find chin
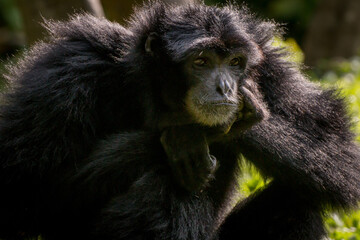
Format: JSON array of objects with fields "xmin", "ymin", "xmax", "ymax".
[{"xmin": 188, "ymin": 103, "xmax": 238, "ymax": 126}]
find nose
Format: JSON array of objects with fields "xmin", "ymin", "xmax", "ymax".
[{"xmin": 216, "ymin": 78, "xmax": 232, "ymax": 96}]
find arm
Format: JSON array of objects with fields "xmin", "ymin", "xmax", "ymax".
[
  {"xmin": 73, "ymin": 131, "xmax": 219, "ymax": 240},
  {"xmin": 218, "ymin": 181, "xmax": 326, "ymax": 240},
  {"xmin": 160, "ymin": 125, "xmax": 218, "ymax": 192},
  {"xmin": 217, "ymin": 82, "xmax": 359, "ymax": 239},
  {"xmin": 70, "ymin": 131, "xmax": 165, "ymax": 200},
  {"xmin": 0, "ymin": 14, "xmax": 134, "ymax": 174},
  {"xmin": 238, "ymin": 51, "xmax": 360, "ymax": 208},
  {"xmin": 215, "ymin": 26, "xmax": 360, "ymax": 239},
  {"xmin": 240, "ymin": 113, "xmax": 360, "ymax": 208}
]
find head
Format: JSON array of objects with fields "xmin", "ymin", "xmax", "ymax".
[
  {"xmin": 181, "ymin": 48, "xmax": 245, "ymax": 126},
  {"xmin": 131, "ymin": 2, "xmax": 265, "ymax": 127}
]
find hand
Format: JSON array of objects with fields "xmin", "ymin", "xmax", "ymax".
[
  {"xmin": 160, "ymin": 125, "xmax": 218, "ymax": 192},
  {"xmin": 218, "ymin": 78, "xmax": 270, "ymax": 141}
]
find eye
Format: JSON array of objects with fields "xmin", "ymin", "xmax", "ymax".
[
  {"xmin": 229, "ymin": 57, "xmax": 246, "ymax": 68},
  {"xmin": 193, "ymin": 57, "xmax": 208, "ymax": 67}
]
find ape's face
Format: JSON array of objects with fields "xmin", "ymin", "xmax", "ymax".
[
  {"xmin": 183, "ymin": 49, "xmax": 246, "ymax": 126},
  {"xmin": 144, "ymin": 10, "xmax": 266, "ymax": 128}
]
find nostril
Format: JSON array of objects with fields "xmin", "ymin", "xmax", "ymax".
[{"xmin": 216, "ymin": 86, "xmax": 224, "ymax": 95}]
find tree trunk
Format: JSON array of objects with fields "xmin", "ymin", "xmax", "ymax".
[
  {"xmin": 16, "ymin": 0, "xmax": 104, "ymax": 45},
  {"xmin": 303, "ymin": 0, "xmax": 360, "ymax": 65}
]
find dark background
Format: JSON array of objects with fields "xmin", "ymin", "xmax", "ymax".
[{"xmin": 1, "ymin": 0, "xmax": 360, "ymax": 66}]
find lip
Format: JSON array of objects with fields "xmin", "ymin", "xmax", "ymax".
[{"xmin": 208, "ymin": 101, "xmax": 237, "ymax": 106}]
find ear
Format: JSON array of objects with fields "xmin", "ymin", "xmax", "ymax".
[{"xmin": 145, "ymin": 32, "xmax": 159, "ymax": 55}]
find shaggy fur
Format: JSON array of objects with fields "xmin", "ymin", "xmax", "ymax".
[{"xmin": 0, "ymin": 1, "xmax": 359, "ymax": 240}]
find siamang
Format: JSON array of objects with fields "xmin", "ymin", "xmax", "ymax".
[{"xmin": 0, "ymin": 1, "xmax": 359, "ymax": 240}]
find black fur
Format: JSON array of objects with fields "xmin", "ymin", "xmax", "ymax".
[{"xmin": 0, "ymin": 2, "xmax": 359, "ymax": 240}]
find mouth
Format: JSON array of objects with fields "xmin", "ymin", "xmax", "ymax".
[
  {"xmin": 207, "ymin": 101, "xmax": 237, "ymax": 107},
  {"xmin": 191, "ymin": 100, "xmax": 238, "ymax": 126},
  {"xmin": 186, "ymin": 96, "xmax": 239, "ymax": 126}
]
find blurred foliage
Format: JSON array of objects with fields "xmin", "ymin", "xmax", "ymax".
[
  {"xmin": 205, "ymin": 0, "xmax": 319, "ymax": 44},
  {"xmin": 272, "ymin": 37, "xmax": 305, "ymax": 63},
  {"xmin": 326, "ymin": 211, "xmax": 360, "ymax": 240},
  {"xmin": 0, "ymin": 0, "xmax": 22, "ymax": 30},
  {"xmin": 239, "ymin": 160, "xmax": 267, "ymax": 196},
  {"xmin": 1, "ymin": 0, "xmax": 319, "ymax": 46}
]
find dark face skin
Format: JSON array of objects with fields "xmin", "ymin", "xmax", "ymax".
[{"xmin": 183, "ymin": 49, "xmax": 246, "ymax": 126}]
